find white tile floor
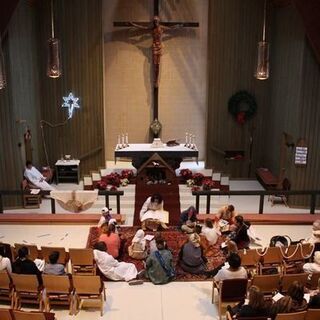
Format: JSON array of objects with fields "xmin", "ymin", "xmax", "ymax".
[{"xmin": 1, "ymin": 161, "xmax": 318, "ymax": 319}]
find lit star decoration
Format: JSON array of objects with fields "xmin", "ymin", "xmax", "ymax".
[{"xmin": 62, "ymin": 92, "xmax": 80, "ymax": 119}]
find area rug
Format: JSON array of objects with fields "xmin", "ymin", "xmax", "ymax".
[{"xmin": 87, "ymin": 226, "xmax": 225, "ymax": 281}]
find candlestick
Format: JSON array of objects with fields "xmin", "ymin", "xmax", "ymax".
[{"xmin": 125, "ymin": 133, "xmax": 129, "ymax": 146}]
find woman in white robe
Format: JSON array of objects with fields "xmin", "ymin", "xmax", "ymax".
[
  {"xmin": 24, "ymin": 161, "xmax": 55, "ymax": 191},
  {"xmin": 94, "ymin": 242, "xmax": 138, "ymax": 281}
]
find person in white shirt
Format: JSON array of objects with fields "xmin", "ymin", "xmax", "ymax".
[
  {"xmin": 201, "ymin": 219, "xmax": 220, "ymax": 245},
  {"xmin": 303, "ymin": 251, "xmax": 320, "ymax": 273},
  {"xmin": 139, "ymin": 194, "xmax": 164, "ymax": 220},
  {"xmin": 93, "ymin": 241, "xmax": 138, "ymax": 282},
  {"xmin": 24, "ymin": 160, "xmax": 55, "ymax": 191},
  {"xmin": 0, "ymin": 247, "xmax": 11, "ymax": 273},
  {"xmin": 214, "ymin": 253, "xmax": 247, "ymax": 282}
]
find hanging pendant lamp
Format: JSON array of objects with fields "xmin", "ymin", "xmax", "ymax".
[
  {"xmin": 0, "ymin": 36, "xmax": 6, "ymax": 90},
  {"xmin": 47, "ymin": 0, "xmax": 62, "ymax": 78},
  {"xmin": 255, "ymin": 0, "xmax": 269, "ymax": 80}
]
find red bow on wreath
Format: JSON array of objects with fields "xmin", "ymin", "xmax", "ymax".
[{"xmin": 236, "ymin": 111, "xmax": 246, "ymax": 125}]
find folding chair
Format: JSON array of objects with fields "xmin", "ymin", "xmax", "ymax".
[
  {"xmin": 258, "ymin": 247, "xmax": 283, "ymax": 274},
  {"xmin": 251, "ymin": 274, "xmax": 281, "ymax": 296},
  {"xmin": 308, "ymin": 272, "xmax": 320, "ymax": 290},
  {"xmin": 41, "ymin": 246, "xmax": 68, "ymax": 265},
  {"xmin": 69, "ymin": 248, "xmax": 95, "ymax": 275},
  {"xmin": 239, "ymin": 249, "xmax": 260, "ymax": 275},
  {"xmin": 14, "ymin": 244, "xmax": 40, "ymax": 261},
  {"xmin": 73, "ymin": 275, "xmax": 106, "ymax": 316},
  {"xmin": 305, "ymin": 309, "xmax": 320, "ymax": 320},
  {"xmin": 212, "ymin": 278, "xmax": 248, "ymax": 320},
  {"xmin": 275, "ymin": 311, "xmax": 307, "ymax": 320},
  {"xmin": 12, "ymin": 310, "xmax": 49, "ymax": 320},
  {"xmin": 0, "ymin": 308, "xmax": 13, "ymax": 320},
  {"xmin": 42, "ymin": 274, "xmax": 74, "ymax": 314},
  {"xmin": 0, "ymin": 271, "xmax": 14, "ymax": 307},
  {"xmin": 11, "ymin": 274, "xmax": 43, "ymax": 310},
  {"xmin": 280, "ymin": 273, "xmax": 309, "ymax": 293}
]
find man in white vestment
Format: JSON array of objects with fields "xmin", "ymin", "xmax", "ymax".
[
  {"xmin": 24, "ymin": 161, "xmax": 55, "ymax": 191},
  {"xmin": 93, "ymin": 242, "xmax": 138, "ymax": 282}
]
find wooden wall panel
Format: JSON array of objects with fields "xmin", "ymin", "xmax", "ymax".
[
  {"xmin": 206, "ymin": 0, "xmax": 270, "ymax": 177},
  {"xmin": 36, "ymin": 0, "xmax": 105, "ymax": 176}
]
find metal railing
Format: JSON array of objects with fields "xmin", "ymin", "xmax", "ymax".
[
  {"xmin": 0, "ymin": 189, "xmax": 124, "ymax": 214},
  {"xmin": 192, "ymin": 189, "xmax": 320, "ymax": 214}
]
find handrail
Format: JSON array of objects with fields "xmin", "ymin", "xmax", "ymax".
[
  {"xmin": 0, "ymin": 189, "xmax": 124, "ymax": 214},
  {"xmin": 78, "ymin": 146, "xmax": 103, "ymax": 161},
  {"xmin": 191, "ymin": 189, "xmax": 320, "ymax": 214}
]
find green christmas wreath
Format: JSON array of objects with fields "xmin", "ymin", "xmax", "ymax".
[{"xmin": 228, "ymin": 91, "xmax": 257, "ymax": 125}]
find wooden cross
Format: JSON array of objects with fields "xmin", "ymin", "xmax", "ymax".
[{"xmin": 114, "ymin": 0, "xmax": 199, "ymax": 138}]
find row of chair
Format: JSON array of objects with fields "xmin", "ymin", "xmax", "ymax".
[
  {"xmin": 239, "ymin": 243, "xmax": 315, "ymax": 275},
  {"xmin": 0, "ymin": 272, "xmax": 106, "ymax": 316},
  {"xmin": 212, "ymin": 278, "xmax": 320, "ymax": 320},
  {"xmin": 226, "ymin": 309, "xmax": 320, "ymax": 320},
  {"xmin": 11, "ymin": 244, "xmax": 95, "ymax": 275},
  {"xmin": 0, "ymin": 308, "xmax": 54, "ymax": 320}
]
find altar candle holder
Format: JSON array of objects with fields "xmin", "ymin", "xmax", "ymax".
[
  {"xmin": 191, "ymin": 135, "xmax": 196, "ymax": 149},
  {"xmin": 185, "ymin": 132, "xmax": 188, "ymax": 147},
  {"xmin": 116, "ymin": 135, "xmax": 121, "ymax": 150},
  {"xmin": 125, "ymin": 133, "xmax": 129, "ymax": 147},
  {"xmin": 121, "ymin": 134, "xmax": 126, "ymax": 148}
]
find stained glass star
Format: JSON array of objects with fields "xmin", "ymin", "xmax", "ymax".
[{"xmin": 62, "ymin": 92, "xmax": 80, "ymax": 119}]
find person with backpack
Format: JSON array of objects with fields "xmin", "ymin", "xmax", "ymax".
[{"xmin": 146, "ymin": 238, "xmax": 175, "ymax": 284}]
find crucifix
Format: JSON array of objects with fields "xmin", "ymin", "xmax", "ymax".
[{"xmin": 114, "ymin": 0, "xmax": 199, "ymax": 138}]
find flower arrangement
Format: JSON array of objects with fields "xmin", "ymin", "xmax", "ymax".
[
  {"xmin": 186, "ymin": 179, "xmax": 195, "ymax": 187},
  {"xmin": 202, "ymin": 178, "xmax": 215, "ymax": 190},
  {"xmin": 191, "ymin": 186, "xmax": 200, "ymax": 192},
  {"xmin": 120, "ymin": 178, "xmax": 129, "ymax": 187},
  {"xmin": 180, "ymin": 168, "xmax": 193, "ymax": 181},
  {"xmin": 121, "ymin": 169, "xmax": 134, "ymax": 180},
  {"xmin": 102, "ymin": 172, "xmax": 121, "ymax": 187},
  {"xmin": 193, "ymin": 173, "xmax": 204, "ymax": 186},
  {"xmin": 95, "ymin": 180, "xmax": 118, "ymax": 191}
]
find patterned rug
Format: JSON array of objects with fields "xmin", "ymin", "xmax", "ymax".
[{"xmin": 87, "ymin": 226, "xmax": 226, "ymax": 281}]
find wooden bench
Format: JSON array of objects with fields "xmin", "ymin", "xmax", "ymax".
[{"xmin": 256, "ymin": 168, "xmax": 278, "ymax": 189}]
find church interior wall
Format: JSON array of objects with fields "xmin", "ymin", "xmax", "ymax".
[{"xmin": 103, "ymin": 0, "xmax": 208, "ymax": 160}]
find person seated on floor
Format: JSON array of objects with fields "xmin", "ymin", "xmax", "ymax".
[
  {"xmin": 93, "ymin": 241, "xmax": 138, "ymax": 282},
  {"xmin": 304, "ymin": 220, "xmax": 320, "ymax": 244},
  {"xmin": 308, "ymin": 279, "xmax": 320, "ymax": 309},
  {"xmin": 0, "ymin": 246, "xmax": 12, "ymax": 273},
  {"xmin": 303, "ymin": 251, "xmax": 320, "ymax": 274},
  {"xmin": 43, "ymin": 251, "xmax": 65, "ymax": 275},
  {"xmin": 149, "ymin": 232, "xmax": 167, "ymax": 254},
  {"xmin": 201, "ymin": 218, "xmax": 220, "ymax": 246},
  {"xmin": 24, "ymin": 160, "xmax": 55, "ymax": 191},
  {"xmin": 179, "ymin": 206, "xmax": 197, "ymax": 233},
  {"xmin": 179, "ymin": 233, "xmax": 207, "ymax": 275},
  {"xmin": 140, "ymin": 194, "xmax": 168, "ymax": 231},
  {"xmin": 99, "ymin": 223, "xmax": 121, "ymax": 259},
  {"xmin": 214, "ymin": 253, "xmax": 247, "ymax": 282},
  {"xmin": 228, "ymin": 285, "xmax": 268, "ymax": 318},
  {"xmin": 270, "ymin": 281, "xmax": 308, "ymax": 319},
  {"xmin": 146, "ymin": 238, "xmax": 175, "ymax": 285},
  {"xmin": 228, "ymin": 215, "xmax": 250, "ymax": 250},
  {"xmin": 128, "ymin": 229, "xmax": 148, "ymax": 260},
  {"xmin": 97, "ymin": 207, "xmax": 112, "ymax": 228},
  {"xmin": 12, "ymin": 246, "xmax": 42, "ymax": 284},
  {"xmin": 216, "ymin": 205, "xmax": 237, "ymax": 231}
]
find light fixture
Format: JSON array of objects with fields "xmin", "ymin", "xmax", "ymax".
[
  {"xmin": 62, "ymin": 92, "xmax": 80, "ymax": 119},
  {"xmin": 0, "ymin": 36, "xmax": 6, "ymax": 90},
  {"xmin": 47, "ymin": 0, "xmax": 62, "ymax": 78},
  {"xmin": 255, "ymin": 0, "xmax": 269, "ymax": 80}
]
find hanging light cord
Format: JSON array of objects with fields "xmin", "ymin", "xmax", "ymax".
[
  {"xmin": 51, "ymin": 0, "xmax": 55, "ymax": 39},
  {"xmin": 262, "ymin": 0, "xmax": 267, "ymax": 42}
]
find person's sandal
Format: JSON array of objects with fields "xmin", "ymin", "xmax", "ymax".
[{"xmin": 128, "ymin": 279, "xmax": 144, "ymax": 286}]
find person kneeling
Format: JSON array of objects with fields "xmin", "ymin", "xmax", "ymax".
[{"xmin": 94, "ymin": 242, "xmax": 138, "ymax": 282}]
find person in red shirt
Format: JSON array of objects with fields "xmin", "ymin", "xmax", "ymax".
[{"xmin": 99, "ymin": 223, "xmax": 120, "ymax": 258}]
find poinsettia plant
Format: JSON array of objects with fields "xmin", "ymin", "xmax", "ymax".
[
  {"xmin": 193, "ymin": 173, "xmax": 204, "ymax": 186},
  {"xmin": 121, "ymin": 169, "xmax": 134, "ymax": 180},
  {"xmin": 102, "ymin": 172, "xmax": 121, "ymax": 187},
  {"xmin": 191, "ymin": 186, "xmax": 201, "ymax": 192},
  {"xmin": 180, "ymin": 168, "xmax": 193, "ymax": 181},
  {"xmin": 202, "ymin": 178, "xmax": 215, "ymax": 190}
]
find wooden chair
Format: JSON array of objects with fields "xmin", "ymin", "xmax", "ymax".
[
  {"xmin": 308, "ymin": 272, "xmax": 320, "ymax": 290},
  {"xmin": 40, "ymin": 246, "xmax": 68, "ymax": 265},
  {"xmin": 239, "ymin": 249, "xmax": 260, "ymax": 275},
  {"xmin": 0, "ymin": 271, "xmax": 14, "ymax": 307},
  {"xmin": 212, "ymin": 278, "xmax": 248, "ymax": 320},
  {"xmin": 21, "ymin": 180, "xmax": 41, "ymax": 209},
  {"xmin": 226, "ymin": 312, "xmax": 269, "ymax": 320},
  {"xmin": 42, "ymin": 274, "xmax": 73, "ymax": 314},
  {"xmin": 280, "ymin": 273, "xmax": 309, "ymax": 293},
  {"xmin": 14, "ymin": 243, "xmax": 40, "ymax": 261},
  {"xmin": 251, "ymin": 274, "xmax": 281, "ymax": 296},
  {"xmin": 305, "ymin": 309, "xmax": 320, "ymax": 320},
  {"xmin": 73, "ymin": 275, "xmax": 106, "ymax": 316},
  {"xmin": 0, "ymin": 308, "xmax": 13, "ymax": 320},
  {"xmin": 275, "ymin": 310, "xmax": 307, "ymax": 320},
  {"xmin": 12, "ymin": 310, "xmax": 53, "ymax": 320},
  {"xmin": 11, "ymin": 274, "xmax": 43, "ymax": 310},
  {"xmin": 69, "ymin": 248, "xmax": 95, "ymax": 275},
  {"xmin": 258, "ymin": 247, "xmax": 283, "ymax": 274}
]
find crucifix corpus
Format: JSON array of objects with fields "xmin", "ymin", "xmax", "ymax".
[{"xmin": 114, "ymin": 0, "xmax": 199, "ymax": 139}]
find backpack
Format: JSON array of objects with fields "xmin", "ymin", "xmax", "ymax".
[{"xmin": 269, "ymin": 235, "xmax": 291, "ymax": 247}]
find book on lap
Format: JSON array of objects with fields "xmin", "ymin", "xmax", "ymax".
[{"xmin": 141, "ymin": 210, "xmax": 169, "ymax": 223}]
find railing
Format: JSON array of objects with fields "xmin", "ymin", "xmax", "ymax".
[
  {"xmin": 192, "ymin": 189, "xmax": 320, "ymax": 214},
  {"xmin": 0, "ymin": 189, "xmax": 124, "ymax": 214}
]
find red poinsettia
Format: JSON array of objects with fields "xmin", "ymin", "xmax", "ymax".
[
  {"xmin": 102, "ymin": 172, "xmax": 121, "ymax": 187},
  {"xmin": 202, "ymin": 178, "xmax": 215, "ymax": 190},
  {"xmin": 96, "ymin": 180, "xmax": 107, "ymax": 190},
  {"xmin": 191, "ymin": 186, "xmax": 201, "ymax": 192},
  {"xmin": 193, "ymin": 173, "xmax": 205, "ymax": 186},
  {"xmin": 180, "ymin": 168, "xmax": 193, "ymax": 181},
  {"xmin": 236, "ymin": 111, "xmax": 246, "ymax": 125},
  {"xmin": 121, "ymin": 169, "xmax": 134, "ymax": 180}
]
